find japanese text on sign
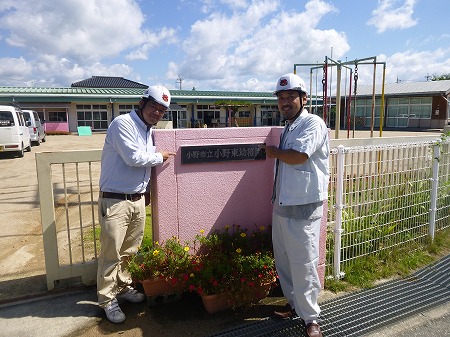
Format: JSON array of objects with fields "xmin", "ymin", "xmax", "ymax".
[{"xmin": 181, "ymin": 143, "xmax": 266, "ymax": 164}]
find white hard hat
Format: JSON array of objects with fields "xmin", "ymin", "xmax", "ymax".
[
  {"xmin": 142, "ymin": 85, "xmax": 171, "ymax": 109},
  {"xmin": 274, "ymin": 73, "xmax": 307, "ymax": 95}
]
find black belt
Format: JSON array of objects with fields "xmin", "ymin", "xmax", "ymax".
[{"xmin": 100, "ymin": 191, "xmax": 143, "ymax": 202}]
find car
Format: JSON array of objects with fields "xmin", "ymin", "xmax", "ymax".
[
  {"xmin": 0, "ymin": 105, "xmax": 32, "ymax": 157},
  {"xmin": 22, "ymin": 109, "xmax": 46, "ymax": 145}
]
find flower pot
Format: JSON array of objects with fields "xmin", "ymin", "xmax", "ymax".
[
  {"xmin": 250, "ymin": 281, "xmax": 274, "ymax": 301},
  {"xmin": 201, "ymin": 293, "xmax": 231, "ymax": 314},
  {"xmin": 141, "ymin": 278, "xmax": 175, "ymax": 297},
  {"xmin": 233, "ymin": 278, "xmax": 276, "ymax": 306}
]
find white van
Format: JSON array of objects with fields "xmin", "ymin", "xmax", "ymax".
[
  {"xmin": 0, "ymin": 105, "xmax": 32, "ymax": 157},
  {"xmin": 22, "ymin": 109, "xmax": 46, "ymax": 145}
]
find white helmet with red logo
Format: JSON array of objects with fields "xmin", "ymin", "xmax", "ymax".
[
  {"xmin": 142, "ymin": 85, "xmax": 171, "ymax": 109},
  {"xmin": 274, "ymin": 73, "xmax": 307, "ymax": 95}
]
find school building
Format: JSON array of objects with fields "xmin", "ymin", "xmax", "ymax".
[{"xmin": 0, "ymin": 76, "xmax": 448, "ymax": 133}]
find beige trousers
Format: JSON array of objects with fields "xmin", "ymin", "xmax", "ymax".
[{"xmin": 97, "ymin": 196, "xmax": 146, "ymax": 307}]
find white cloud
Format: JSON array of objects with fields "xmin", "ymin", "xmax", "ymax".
[
  {"xmin": 126, "ymin": 27, "xmax": 178, "ymax": 61},
  {"xmin": 367, "ymin": 0, "xmax": 418, "ymax": 33},
  {"xmin": 0, "ymin": 0, "xmax": 175, "ymax": 86},
  {"xmin": 0, "ymin": 54, "xmax": 134, "ymax": 87},
  {"xmin": 385, "ymin": 48, "xmax": 450, "ymax": 82},
  {"xmin": 0, "ymin": 0, "xmax": 444, "ymax": 91},
  {"xmin": 177, "ymin": 0, "xmax": 349, "ymax": 91},
  {"xmin": 0, "ymin": 57, "xmax": 33, "ymax": 86},
  {"xmin": 0, "ymin": 0, "xmax": 151, "ymax": 61},
  {"xmin": 220, "ymin": 0, "xmax": 248, "ymax": 9}
]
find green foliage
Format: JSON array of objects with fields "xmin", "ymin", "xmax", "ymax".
[
  {"xmin": 324, "ymin": 277, "xmax": 349, "ymax": 293},
  {"xmin": 127, "ymin": 236, "xmax": 191, "ymax": 285},
  {"xmin": 431, "ymin": 73, "xmax": 450, "ymax": 81},
  {"xmin": 337, "ymin": 173, "xmax": 432, "ymax": 260},
  {"xmin": 141, "ymin": 205, "xmax": 153, "ymax": 247},
  {"xmin": 325, "ymin": 227, "xmax": 450, "ymax": 291},
  {"xmin": 214, "ymin": 100, "xmax": 252, "ymax": 108},
  {"xmin": 186, "ymin": 224, "xmax": 277, "ymax": 304},
  {"xmin": 325, "ymin": 163, "xmax": 450, "ymax": 292}
]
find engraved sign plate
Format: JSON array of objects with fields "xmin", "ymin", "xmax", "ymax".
[{"xmin": 181, "ymin": 143, "xmax": 266, "ymax": 164}]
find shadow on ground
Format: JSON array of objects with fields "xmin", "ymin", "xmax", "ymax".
[{"xmin": 74, "ymin": 283, "xmax": 290, "ymax": 337}]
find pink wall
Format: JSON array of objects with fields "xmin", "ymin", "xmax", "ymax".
[
  {"xmin": 151, "ymin": 127, "xmax": 328, "ymax": 286},
  {"xmin": 45, "ymin": 122, "xmax": 69, "ymax": 132}
]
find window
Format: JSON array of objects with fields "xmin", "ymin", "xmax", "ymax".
[
  {"xmin": 350, "ymin": 98, "xmax": 383, "ymax": 127},
  {"xmin": 238, "ymin": 110, "xmax": 250, "ymax": 117},
  {"xmin": 260, "ymin": 105, "xmax": 279, "ymax": 126},
  {"xmin": 196, "ymin": 104, "xmax": 221, "ymax": 126},
  {"xmin": 17, "ymin": 111, "xmax": 25, "ymax": 126},
  {"xmin": 119, "ymin": 104, "xmax": 138, "ymax": 115},
  {"xmin": 48, "ymin": 111, "xmax": 67, "ymax": 122},
  {"xmin": 410, "ymin": 97, "xmax": 431, "ymax": 119},
  {"xmin": 177, "ymin": 106, "xmax": 188, "ymax": 128},
  {"xmin": 0, "ymin": 111, "xmax": 14, "ymax": 126},
  {"xmin": 409, "ymin": 105, "xmax": 421, "ymax": 118},
  {"xmin": 385, "ymin": 96, "xmax": 432, "ymax": 127},
  {"xmin": 420, "ymin": 105, "xmax": 431, "ymax": 118},
  {"xmin": 76, "ymin": 104, "xmax": 108, "ymax": 130}
]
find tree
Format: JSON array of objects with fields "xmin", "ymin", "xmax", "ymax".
[
  {"xmin": 431, "ymin": 74, "xmax": 450, "ymax": 81},
  {"xmin": 214, "ymin": 100, "xmax": 252, "ymax": 127}
]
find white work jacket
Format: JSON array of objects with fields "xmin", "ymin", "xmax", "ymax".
[{"xmin": 275, "ymin": 110, "xmax": 330, "ymax": 206}]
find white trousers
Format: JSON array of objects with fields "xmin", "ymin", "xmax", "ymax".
[
  {"xmin": 272, "ymin": 212, "xmax": 322, "ymax": 322},
  {"xmin": 97, "ymin": 197, "xmax": 146, "ymax": 307}
]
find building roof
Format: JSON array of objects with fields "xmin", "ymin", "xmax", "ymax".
[
  {"xmin": 0, "ymin": 87, "xmax": 277, "ymax": 104},
  {"xmin": 71, "ymin": 76, "xmax": 147, "ymax": 88},
  {"xmin": 1, "ymin": 75, "xmax": 449, "ymax": 105},
  {"xmin": 356, "ymin": 80, "xmax": 450, "ymax": 97}
]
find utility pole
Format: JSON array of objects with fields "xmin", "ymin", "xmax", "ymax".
[{"xmin": 176, "ymin": 75, "xmax": 183, "ymax": 90}]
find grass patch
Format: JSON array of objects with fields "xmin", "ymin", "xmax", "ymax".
[
  {"xmin": 142, "ymin": 205, "xmax": 153, "ymax": 247},
  {"xmin": 85, "ymin": 205, "xmax": 153, "ymax": 251},
  {"xmin": 325, "ymin": 227, "xmax": 450, "ymax": 293}
]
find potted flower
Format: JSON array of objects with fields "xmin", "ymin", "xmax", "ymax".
[
  {"xmin": 188, "ymin": 230, "xmax": 236, "ymax": 295},
  {"xmin": 127, "ymin": 236, "xmax": 191, "ymax": 297},
  {"xmin": 228, "ymin": 250, "xmax": 277, "ymax": 307},
  {"xmin": 187, "ymin": 225, "xmax": 277, "ymax": 313}
]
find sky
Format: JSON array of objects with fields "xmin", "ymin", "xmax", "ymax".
[{"xmin": 0, "ymin": 0, "xmax": 449, "ymax": 92}]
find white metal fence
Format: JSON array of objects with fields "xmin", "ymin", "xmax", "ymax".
[
  {"xmin": 36, "ymin": 136, "xmax": 450, "ymax": 289},
  {"xmin": 326, "ymin": 137, "xmax": 450, "ymax": 279}
]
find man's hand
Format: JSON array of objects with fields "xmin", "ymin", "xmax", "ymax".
[
  {"xmin": 260, "ymin": 145, "xmax": 308, "ymax": 165},
  {"xmin": 161, "ymin": 150, "xmax": 176, "ymax": 162},
  {"xmin": 260, "ymin": 145, "xmax": 278, "ymax": 159}
]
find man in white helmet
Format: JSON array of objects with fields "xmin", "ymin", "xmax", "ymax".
[
  {"xmin": 262, "ymin": 73, "xmax": 329, "ymax": 337},
  {"xmin": 97, "ymin": 85, "xmax": 175, "ymax": 323}
]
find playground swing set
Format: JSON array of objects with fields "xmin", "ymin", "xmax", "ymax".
[{"xmin": 294, "ymin": 56, "xmax": 387, "ymax": 139}]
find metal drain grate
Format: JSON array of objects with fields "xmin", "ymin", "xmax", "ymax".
[{"xmin": 206, "ymin": 254, "xmax": 450, "ymax": 337}]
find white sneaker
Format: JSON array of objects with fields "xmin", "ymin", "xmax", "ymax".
[
  {"xmin": 104, "ymin": 298, "xmax": 125, "ymax": 323},
  {"xmin": 119, "ymin": 286, "xmax": 145, "ymax": 303}
]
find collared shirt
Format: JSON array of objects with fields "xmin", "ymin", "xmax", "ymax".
[
  {"xmin": 99, "ymin": 109, "xmax": 163, "ymax": 194},
  {"xmin": 273, "ymin": 109, "xmax": 329, "ymax": 213}
]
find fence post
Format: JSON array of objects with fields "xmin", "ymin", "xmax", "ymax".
[
  {"xmin": 429, "ymin": 143, "xmax": 440, "ymax": 241},
  {"xmin": 333, "ymin": 145, "xmax": 345, "ymax": 278}
]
